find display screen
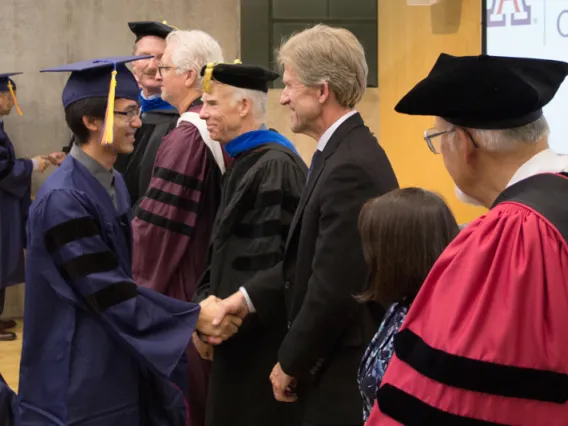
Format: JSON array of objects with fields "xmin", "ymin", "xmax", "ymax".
[{"xmin": 485, "ymin": 0, "xmax": 568, "ymax": 153}]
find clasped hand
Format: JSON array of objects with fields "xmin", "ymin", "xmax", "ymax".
[{"xmin": 196, "ymin": 295, "xmax": 244, "ymax": 345}]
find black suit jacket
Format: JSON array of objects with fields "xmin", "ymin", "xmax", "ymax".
[{"xmin": 246, "ymin": 113, "xmax": 399, "ymax": 424}]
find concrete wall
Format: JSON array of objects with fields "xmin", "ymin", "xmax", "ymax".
[{"xmin": 0, "ymin": 0, "xmax": 239, "ymax": 318}]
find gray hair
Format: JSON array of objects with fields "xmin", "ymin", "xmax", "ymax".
[
  {"xmin": 277, "ymin": 24, "xmax": 368, "ymax": 108},
  {"xmin": 471, "ymin": 116, "xmax": 550, "ymax": 151},
  {"xmin": 231, "ymin": 87, "xmax": 267, "ymax": 122},
  {"xmin": 166, "ymin": 30, "xmax": 224, "ymax": 87}
]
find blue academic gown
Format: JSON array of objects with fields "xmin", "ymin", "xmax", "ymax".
[
  {"xmin": 16, "ymin": 154, "xmax": 200, "ymax": 426},
  {"xmin": 0, "ymin": 373, "xmax": 15, "ymax": 426},
  {"xmin": 0, "ymin": 122, "xmax": 31, "ymax": 289}
]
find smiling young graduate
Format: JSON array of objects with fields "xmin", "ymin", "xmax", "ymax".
[
  {"xmin": 16, "ymin": 56, "xmax": 208, "ymax": 426},
  {"xmin": 368, "ymin": 54, "xmax": 568, "ymax": 425}
]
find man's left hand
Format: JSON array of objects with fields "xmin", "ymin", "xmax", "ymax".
[{"xmin": 270, "ymin": 362, "xmax": 297, "ymax": 402}]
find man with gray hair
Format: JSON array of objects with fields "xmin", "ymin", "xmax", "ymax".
[
  {"xmin": 194, "ymin": 62, "xmax": 306, "ymax": 426},
  {"xmin": 369, "ymin": 54, "xmax": 568, "ymax": 425},
  {"xmin": 131, "ymin": 29, "xmax": 228, "ymax": 426},
  {"xmin": 211, "ymin": 24, "xmax": 399, "ymax": 426},
  {"xmin": 115, "ymin": 20, "xmax": 178, "ymax": 206}
]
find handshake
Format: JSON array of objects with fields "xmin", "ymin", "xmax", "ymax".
[{"xmin": 193, "ymin": 292, "xmax": 250, "ymax": 360}]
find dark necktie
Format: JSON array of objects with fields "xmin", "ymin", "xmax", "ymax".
[{"xmin": 307, "ymin": 149, "xmax": 322, "ymax": 182}]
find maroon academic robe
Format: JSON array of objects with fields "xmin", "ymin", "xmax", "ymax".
[
  {"xmin": 370, "ymin": 172, "xmax": 568, "ymax": 425},
  {"xmin": 131, "ymin": 104, "xmax": 228, "ymax": 426}
]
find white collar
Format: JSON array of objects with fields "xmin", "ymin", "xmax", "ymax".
[
  {"xmin": 316, "ymin": 110, "xmax": 357, "ymax": 152},
  {"xmin": 507, "ymin": 148, "xmax": 568, "ymax": 188}
]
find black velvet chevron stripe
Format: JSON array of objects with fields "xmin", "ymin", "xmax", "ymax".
[
  {"xmin": 395, "ymin": 329, "xmax": 568, "ymax": 403},
  {"xmin": 253, "ymin": 190, "xmax": 300, "ymax": 215},
  {"xmin": 146, "ymin": 187, "xmax": 200, "ymax": 212},
  {"xmin": 86, "ymin": 281, "xmax": 137, "ymax": 313},
  {"xmin": 234, "ymin": 220, "xmax": 286, "ymax": 239},
  {"xmin": 135, "ymin": 208, "xmax": 195, "ymax": 238},
  {"xmin": 232, "ymin": 251, "xmax": 283, "ymax": 272},
  {"xmin": 377, "ymin": 384, "xmax": 507, "ymax": 426},
  {"xmin": 153, "ymin": 167, "xmax": 203, "ymax": 191},
  {"xmin": 61, "ymin": 251, "xmax": 119, "ymax": 279},
  {"xmin": 44, "ymin": 217, "xmax": 101, "ymax": 253},
  {"xmin": 0, "ymin": 159, "xmax": 14, "ymax": 180}
]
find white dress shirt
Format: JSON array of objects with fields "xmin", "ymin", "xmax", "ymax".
[
  {"xmin": 239, "ymin": 109, "xmax": 358, "ymax": 313},
  {"xmin": 506, "ymin": 148, "xmax": 568, "ymax": 188}
]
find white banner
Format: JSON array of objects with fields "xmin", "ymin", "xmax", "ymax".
[{"xmin": 486, "ymin": 0, "xmax": 568, "ymax": 153}]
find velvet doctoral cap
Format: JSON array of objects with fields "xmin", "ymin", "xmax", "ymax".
[
  {"xmin": 200, "ymin": 61, "xmax": 279, "ymax": 93},
  {"xmin": 128, "ymin": 21, "xmax": 176, "ymax": 42},
  {"xmin": 395, "ymin": 53, "xmax": 568, "ymax": 129}
]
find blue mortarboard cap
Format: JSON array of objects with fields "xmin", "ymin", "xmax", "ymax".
[
  {"xmin": 40, "ymin": 56, "xmax": 152, "ymax": 108},
  {"xmin": 0, "ymin": 72, "xmax": 22, "ymax": 92}
]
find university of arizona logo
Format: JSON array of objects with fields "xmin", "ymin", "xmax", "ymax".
[{"xmin": 487, "ymin": 0, "xmax": 532, "ymax": 27}]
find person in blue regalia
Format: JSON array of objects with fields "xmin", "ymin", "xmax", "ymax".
[
  {"xmin": 16, "ymin": 56, "xmax": 242, "ymax": 425},
  {"xmin": 0, "ymin": 72, "xmax": 52, "ymax": 342}
]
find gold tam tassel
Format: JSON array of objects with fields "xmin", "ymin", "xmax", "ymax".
[
  {"xmin": 202, "ymin": 63, "xmax": 215, "ymax": 93},
  {"xmin": 7, "ymin": 81, "xmax": 22, "ymax": 116},
  {"xmin": 100, "ymin": 68, "xmax": 118, "ymax": 145},
  {"xmin": 162, "ymin": 20, "xmax": 179, "ymax": 30}
]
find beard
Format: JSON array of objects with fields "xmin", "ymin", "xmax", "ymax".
[{"xmin": 454, "ymin": 184, "xmax": 484, "ymax": 207}]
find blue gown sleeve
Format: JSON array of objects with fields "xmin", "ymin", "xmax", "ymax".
[
  {"xmin": 32, "ymin": 188, "xmax": 200, "ymax": 379},
  {"xmin": 0, "ymin": 144, "xmax": 33, "ymax": 199}
]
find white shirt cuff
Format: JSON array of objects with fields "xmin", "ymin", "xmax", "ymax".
[
  {"xmin": 239, "ymin": 287, "xmax": 256, "ymax": 313},
  {"xmin": 32, "ymin": 158, "xmax": 39, "ymax": 171}
]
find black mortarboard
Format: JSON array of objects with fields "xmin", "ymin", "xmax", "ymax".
[
  {"xmin": 41, "ymin": 56, "xmax": 152, "ymax": 145},
  {"xmin": 395, "ymin": 53, "xmax": 568, "ymax": 129},
  {"xmin": 0, "ymin": 72, "xmax": 23, "ymax": 116},
  {"xmin": 128, "ymin": 21, "xmax": 176, "ymax": 42},
  {"xmin": 200, "ymin": 61, "xmax": 279, "ymax": 93}
]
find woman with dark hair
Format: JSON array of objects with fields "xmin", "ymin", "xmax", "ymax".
[{"xmin": 356, "ymin": 187, "xmax": 459, "ymax": 421}]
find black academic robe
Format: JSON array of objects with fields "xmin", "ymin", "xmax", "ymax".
[
  {"xmin": 0, "ymin": 123, "xmax": 31, "ymax": 289},
  {"xmin": 17, "ymin": 155, "xmax": 199, "ymax": 425},
  {"xmin": 115, "ymin": 109, "xmax": 179, "ymax": 206},
  {"xmin": 196, "ymin": 143, "xmax": 307, "ymax": 426}
]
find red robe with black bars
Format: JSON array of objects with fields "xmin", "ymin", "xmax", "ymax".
[
  {"xmin": 131, "ymin": 103, "xmax": 229, "ymax": 426},
  {"xmin": 369, "ymin": 172, "xmax": 568, "ymax": 426}
]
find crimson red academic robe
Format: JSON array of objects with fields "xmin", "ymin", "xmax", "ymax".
[
  {"xmin": 370, "ymin": 173, "xmax": 568, "ymax": 425},
  {"xmin": 131, "ymin": 104, "xmax": 229, "ymax": 426}
]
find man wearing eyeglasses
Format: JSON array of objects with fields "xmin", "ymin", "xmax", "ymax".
[
  {"xmin": 368, "ymin": 54, "xmax": 568, "ymax": 425},
  {"xmin": 131, "ymin": 29, "xmax": 229, "ymax": 426},
  {"xmin": 113, "ymin": 20, "xmax": 178, "ymax": 207}
]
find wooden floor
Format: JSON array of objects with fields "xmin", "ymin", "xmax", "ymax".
[{"xmin": 0, "ymin": 319, "xmax": 23, "ymax": 392}]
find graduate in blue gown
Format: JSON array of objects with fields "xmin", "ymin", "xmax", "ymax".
[
  {"xmin": 16, "ymin": 56, "xmax": 242, "ymax": 426},
  {"xmin": 0, "ymin": 72, "xmax": 52, "ymax": 342}
]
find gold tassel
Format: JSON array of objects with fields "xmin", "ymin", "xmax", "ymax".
[
  {"xmin": 100, "ymin": 69, "xmax": 118, "ymax": 145},
  {"xmin": 202, "ymin": 62, "xmax": 215, "ymax": 93},
  {"xmin": 162, "ymin": 20, "xmax": 179, "ymax": 30},
  {"xmin": 7, "ymin": 81, "xmax": 22, "ymax": 116}
]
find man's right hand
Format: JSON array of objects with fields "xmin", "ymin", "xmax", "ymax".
[
  {"xmin": 32, "ymin": 156, "xmax": 51, "ymax": 172},
  {"xmin": 196, "ymin": 296, "xmax": 243, "ymax": 344}
]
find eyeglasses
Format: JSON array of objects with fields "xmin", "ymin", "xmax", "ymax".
[
  {"xmin": 423, "ymin": 127, "xmax": 479, "ymax": 154},
  {"xmin": 424, "ymin": 128, "xmax": 455, "ymax": 154},
  {"xmin": 114, "ymin": 107, "xmax": 141, "ymax": 123},
  {"xmin": 157, "ymin": 63, "xmax": 184, "ymax": 77}
]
